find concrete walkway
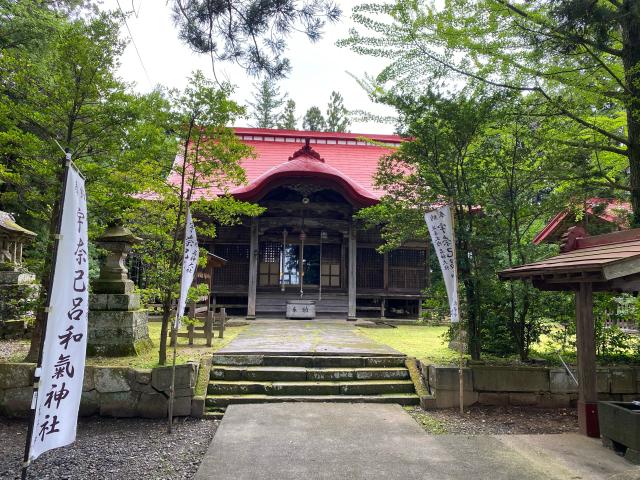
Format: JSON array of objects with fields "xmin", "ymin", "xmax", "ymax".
[
  {"xmin": 216, "ymin": 320, "xmax": 401, "ymax": 356},
  {"xmin": 195, "ymin": 403, "xmax": 639, "ymax": 480}
]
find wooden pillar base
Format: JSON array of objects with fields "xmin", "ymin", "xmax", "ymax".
[{"xmin": 578, "ymin": 401, "xmax": 600, "ymax": 438}]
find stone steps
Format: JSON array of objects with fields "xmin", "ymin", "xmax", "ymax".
[
  {"xmin": 204, "ymin": 354, "xmax": 419, "ymax": 418},
  {"xmin": 205, "ymin": 393, "xmax": 420, "ymax": 409},
  {"xmin": 212, "ymin": 354, "xmax": 407, "ymax": 368},
  {"xmin": 211, "ymin": 366, "xmax": 410, "ymax": 382},
  {"xmin": 208, "ymin": 379, "xmax": 416, "ymax": 396}
]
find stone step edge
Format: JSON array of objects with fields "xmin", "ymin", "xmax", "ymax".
[
  {"xmin": 211, "ymin": 366, "xmax": 409, "ymax": 372},
  {"xmin": 211, "ymin": 354, "xmax": 407, "ymax": 367},
  {"xmin": 205, "ymin": 393, "xmax": 420, "ymax": 406},
  {"xmin": 209, "ymin": 379, "xmax": 415, "ymax": 387}
]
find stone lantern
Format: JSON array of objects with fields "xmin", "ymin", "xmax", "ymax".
[
  {"xmin": 0, "ymin": 211, "xmax": 38, "ymax": 337},
  {"xmin": 88, "ymin": 221, "xmax": 151, "ymax": 356}
]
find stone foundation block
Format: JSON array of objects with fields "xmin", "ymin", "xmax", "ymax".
[
  {"xmin": 509, "ymin": 392, "xmax": 540, "ymax": 406},
  {"xmin": 0, "ymin": 386, "xmax": 32, "ymax": 417},
  {"xmin": 472, "ymin": 366, "xmax": 549, "ymax": 392},
  {"xmin": 94, "ymin": 367, "xmax": 132, "ymax": 393},
  {"xmin": 137, "ymin": 392, "xmax": 167, "ymax": 418},
  {"xmin": 191, "ymin": 396, "xmax": 205, "ymax": 418},
  {"xmin": 171, "ymin": 396, "xmax": 193, "ymax": 417},
  {"xmin": 478, "ymin": 392, "xmax": 509, "ymax": 406},
  {"xmin": 90, "ymin": 293, "xmax": 140, "ymax": 311},
  {"xmin": 550, "ymin": 369, "xmax": 578, "ymax": 394},
  {"xmin": 538, "ymin": 393, "xmax": 571, "ymax": 408},
  {"xmin": 434, "ymin": 388, "xmax": 478, "ymax": 408},
  {"xmin": 428, "ymin": 366, "xmax": 473, "ymax": 391},
  {"xmin": 0, "ymin": 363, "xmax": 34, "ymax": 389},
  {"xmin": 99, "ymin": 391, "xmax": 139, "ymax": 417},
  {"xmin": 597, "ymin": 369, "xmax": 611, "ymax": 393},
  {"xmin": 80, "ymin": 390, "xmax": 99, "ymax": 416},
  {"xmin": 151, "ymin": 363, "xmax": 197, "ymax": 391},
  {"xmin": 611, "ymin": 368, "xmax": 636, "ymax": 394}
]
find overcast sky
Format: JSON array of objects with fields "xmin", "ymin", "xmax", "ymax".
[{"xmin": 99, "ymin": 0, "xmax": 397, "ymax": 134}]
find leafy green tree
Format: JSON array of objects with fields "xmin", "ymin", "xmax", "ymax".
[
  {"xmin": 144, "ymin": 71, "xmax": 263, "ymax": 365},
  {"xmin": 248, "ymin": 77, "xmax": 286, "ymax": 128},
  {"xmin": 0, "ymin": 6, "xmax": 179, "ymax": 361},
  {"xmin": 341, "ymin": 0, "xmax": 640, "ymax": 223},
  {"xmin": 302, "ymin": 106, "xmax": 326, "ymax": 131},
  {"xmin": 171, "ymin": 0, "xmax": 341, "ymax": 78},
  {"xmin": 278, "ymin": 99, "xmax": 297, "ymax": 130},
  {"xmin": 325, "ymin": 91, "xmax": 349, "ymax": 132}
]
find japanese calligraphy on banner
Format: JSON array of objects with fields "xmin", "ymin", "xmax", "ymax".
[
  {"xmin": 425, "ymin": 205, "xmax": 459, "ymax": 323},
  {"xmin": 29, "ymin": 165, "xmax": 88, "ymax": 461},
  {"xmin": 174, "ymin": 206, "xmax": 199, "ymax": 330}
]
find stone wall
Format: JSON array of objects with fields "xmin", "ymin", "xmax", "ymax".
[
  {"xmin": 0, "ymin": 362, "xmax": 199, "ymax": 418},
  {"xmin": 421, "ymin": 363, "xmax": 639, "ymax": 409}
]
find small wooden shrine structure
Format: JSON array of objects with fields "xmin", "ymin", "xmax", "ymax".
[
  {"xmin": 0, "ymin": 211, "xmax": 36, "ymax": 266},
  {"xmin": 499, "ymin": 227, "xmax": 640, "ymax": 437}
]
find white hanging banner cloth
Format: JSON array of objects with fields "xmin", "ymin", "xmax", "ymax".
[
  {"xmin": 29, "ymin": 164, "xmax": 88, "ymax": 461},
  {"xmin": 425, "ymin": 205, "xmax": 459, "ymax": 323},
  {"xmin": 174, "ymin": 206, "xmax": 199, "ymax": 330}
]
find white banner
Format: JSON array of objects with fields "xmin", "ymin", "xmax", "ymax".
[
  {"xmin": 174, "ymin": 206, "xmax": 199, "ymax": 330},
  {"xmin": 425, "ymin": 205, "xmax": 459, "ymax": 323},
  {"xmin": 29, "ymin": 165, "xmax": 88, "ymax": 461}
]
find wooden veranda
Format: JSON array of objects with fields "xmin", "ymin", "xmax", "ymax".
[{"xmin": 499, "ymin": 228, "xmax": 640, "ymax": 437}]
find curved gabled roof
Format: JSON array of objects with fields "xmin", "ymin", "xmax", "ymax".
[{"xmin": 189, "ymin": 128, "xmax": 401, "ymax": 204}]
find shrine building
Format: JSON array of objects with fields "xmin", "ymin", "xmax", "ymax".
[{"xmin": 192, "ymin": 128, "xmax": 429, "ymax": 320}]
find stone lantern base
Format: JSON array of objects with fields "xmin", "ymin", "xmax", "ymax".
[{"xmin": 88, "ymin": 291, "xmax": 153, "ymax": 356}]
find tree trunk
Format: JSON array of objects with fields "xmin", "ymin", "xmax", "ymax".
[
  {"xmin": 621, "ymin": 1, "xmax": 640, "ymax": 226},
  {"xmin": 24, "ymin": 156, "xmax": 66, "ymax": 363},
  {"xmin": 464, "ymin": 277, "xmax": 481, "ymax": 360}
]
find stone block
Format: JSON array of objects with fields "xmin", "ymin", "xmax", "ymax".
[
  {"xmin": 171, "ymin": 396, "xmax": 192, "ymax": 416},
  {"xmin": 0, "ymin": 386, "xmax": 32, "ymax": 417},
  {"xmin": 89, "ymin": 293, "xmax": 140, "ymax": 311},
  {"xmin": 0, "ymin": 271, "xmax": 35, "ymax": 285},
  {"xmin": 597, "ymin": 369, "xmax": 611, "ymax": 393},
  {"xmin": 434, "ymin": 388, "xmax": 478, "ymax": 408},
  {"xmin": 0, "ymin": 363, "xmax": 35, "ymax": 389},
  {"xmin": 80, "ymin": 390, "xmax": 99, "ymax": 416},
  {"xmin": 420, "ymin": 395, "xmax": 437, "ymax": 409},
  {"xmin": 550, "ymin": 369, "xmax": 578, "ymax": 394},
  {"xmin": 478, "ymin": 392, "xmax": 509, "ymax": 406},
  {"xmin": 89, "ymin": 294, "xmax": 109, "ymax": 311},
  {"xmin": 137, "ymin": 392, "xmax": 167, "ymax": 418},
  {"xmin": 191, "ymin": 396, "xmax": 205, "ymax": 418},
  {"xmin": 472, "ymin": 366, "xmax": 549, "ymax": 392},
  {"xmin": 135, "ymin": 368, "xmax": 152, "ymax": 385},
  {"xmin": 611, "ymin": 368, "xmax": 636, "ymax": 394},
  {"xmin": 94, "ymin": 367, "xmax": 132, "ymax": 393},
  {"xmin": 99, "ymin": 391, "xmax": 139, "ymax": 417},
  {"xmin": 151, "ymin": 363, "xmax": 197, "ymax": 391},
  {"xmin": 83, "ymin": 366, "xmax": 95, "ymax": 391},
  {"xmin": 509, "ymin": 393, "xmax": 540, "ymax": 406},
  {"xmin": 93, "ymin": 278, "xmax": 134, "ymax": 295},
  {"xmin": 623, "ymin": 394, "xmax": 640, "ymax": 402},
  {"xmin": 538, "ymin": 393, "xmax": 571, "ymax": 408},
  {"xmin": 428, "ymin": 366, "xmax": 473, "ymax": 391}
]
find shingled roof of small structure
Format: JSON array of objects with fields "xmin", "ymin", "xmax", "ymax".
[{"xmin": 0, "ymin": 211, "xmax": 36, "ymax": 238}]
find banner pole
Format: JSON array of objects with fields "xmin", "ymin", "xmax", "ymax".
[
  {"xmin": 168, "ymin": 191, "xmax": 191, "ymax": 434},
  {"xmin": 449, "ymin": 205, "xmax": 464, "ymax": 415},
  {"xmin": 21, "ymin": 150, "xmax": 72, "ymax": 479}
]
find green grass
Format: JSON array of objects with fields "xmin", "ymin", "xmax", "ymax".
[
  {"xmin": 404, "ymin": 407, "xmax": 448, "ymax": 434},
  {"xmin": 84, "ymin": 322, "xmax": 247, "ymax": 369},
  {"xmin": 357, "ymin": 326, "xmax": 464, "ymax": 365}
]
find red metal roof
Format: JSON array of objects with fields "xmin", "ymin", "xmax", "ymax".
[
  {"xmin": 180, "ymin": 128, "xmax": 401, "ymax": 204},
  {"xmin": 533, "ymin": 198, "xmax": 631, "ymax": 245}
]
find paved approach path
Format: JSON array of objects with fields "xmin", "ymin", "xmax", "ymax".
[
  {"xmin": 216, "ymin": 319, "xmax": 401, "ymax": 356},
  {"xmin": 195, "ymin": 403, "xmax": 638, "ymax": 480}
]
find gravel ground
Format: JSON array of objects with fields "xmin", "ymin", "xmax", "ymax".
[
  {"xmin": 406, "ymin": 405, "xmax": 579, "ymax": 435},
  {"xmin": 0, "ymin": 339, "xmax": 29, "ymax": 362},
  {"xmin": 0, "ymin": 416, "xmax": 218, "ymax": 480}
]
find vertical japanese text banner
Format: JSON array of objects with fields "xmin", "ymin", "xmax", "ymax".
[
  {"xmin": 424, "ymin": 205, "xmax": 459, "ymax": 323},
  {"xmin": 174, "ymin": 207, "xmax": 199, "ymax": 330},
  {"xmin": 29, "ymin": 165, "xmax": 88, "ymax": 461}
]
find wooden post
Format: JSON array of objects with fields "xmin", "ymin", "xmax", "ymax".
[
  {"xmin": 205, "ymin": 307, "xmax": 213, "ymax": 346},
  {"xmin": 347, "ymin": 222, "xmax": 357, "ymax": 321},
  {"xmin": 247, "ymin": 218, "xmax": 258, "ymax": 319},
  {"xmin": 576, "ymin": 282, "xmax": 599, "ymax": 437},
  {"xmin": 383, "ymin": 251, "xmax": 389, "ymax": 292},
  {"xmin": 380, "ymin": 299, "xmax": 386, "ymax": 320}
]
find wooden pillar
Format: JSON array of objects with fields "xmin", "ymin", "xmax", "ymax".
[
  {"xmin": 247, "ymin": 218, "xmax": 258, "ymax": 319},
  {"xmin": 576, "ymin": 282, "xmax": 599, "ymax": 437},
  {"xmin": 383, "ymin": 251, "xmax": 389, "ymax": 291},
  {"xmin": 347, "ymin": 222, "xmax": 357, "ymax": 320}
]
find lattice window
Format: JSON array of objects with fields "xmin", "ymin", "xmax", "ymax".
[
  {"xmin": 321, "ymin": 244, "xmax": 341, "ymax": 287},
  {"xmin": 213, "ymin": 244, "xmax": 250, "ymax": 286},
  {"xmin": 357, "ymin": 247, "xmax": 384, "ymax": 289},
  {"xmin": 389, "ymin": 248, "xmax": 427, "ymax": 290},
  {"xmin": 259, "ymin": 241, "xmax": 280, "ymax": 286}
]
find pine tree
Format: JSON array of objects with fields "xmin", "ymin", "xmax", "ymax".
[
  {"xmin": 278, "ymin": 99, "xmax": 297, "ymax": 130},
  {"xmin": 248, "ymin": 78, "xmax": 286, "ymax": 128},
  {"xmin": 325, "ymin": 91, "xmax": 349, "ymax": 132},
  {"xmin": 302, "ymin": 106, "xmax": 326, "ymax": 131}
]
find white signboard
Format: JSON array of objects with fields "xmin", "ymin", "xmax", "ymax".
[
  {"xmin": 174, "ymin": 207, "xmax": 199, "ymax": 329},
  {"xmin": 29, "ymin": 165, "xmax": 88, "ymax": 461},
  {"xmin": 425, "ymin": 205, "xmax": 459, "ymax": 323}
]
